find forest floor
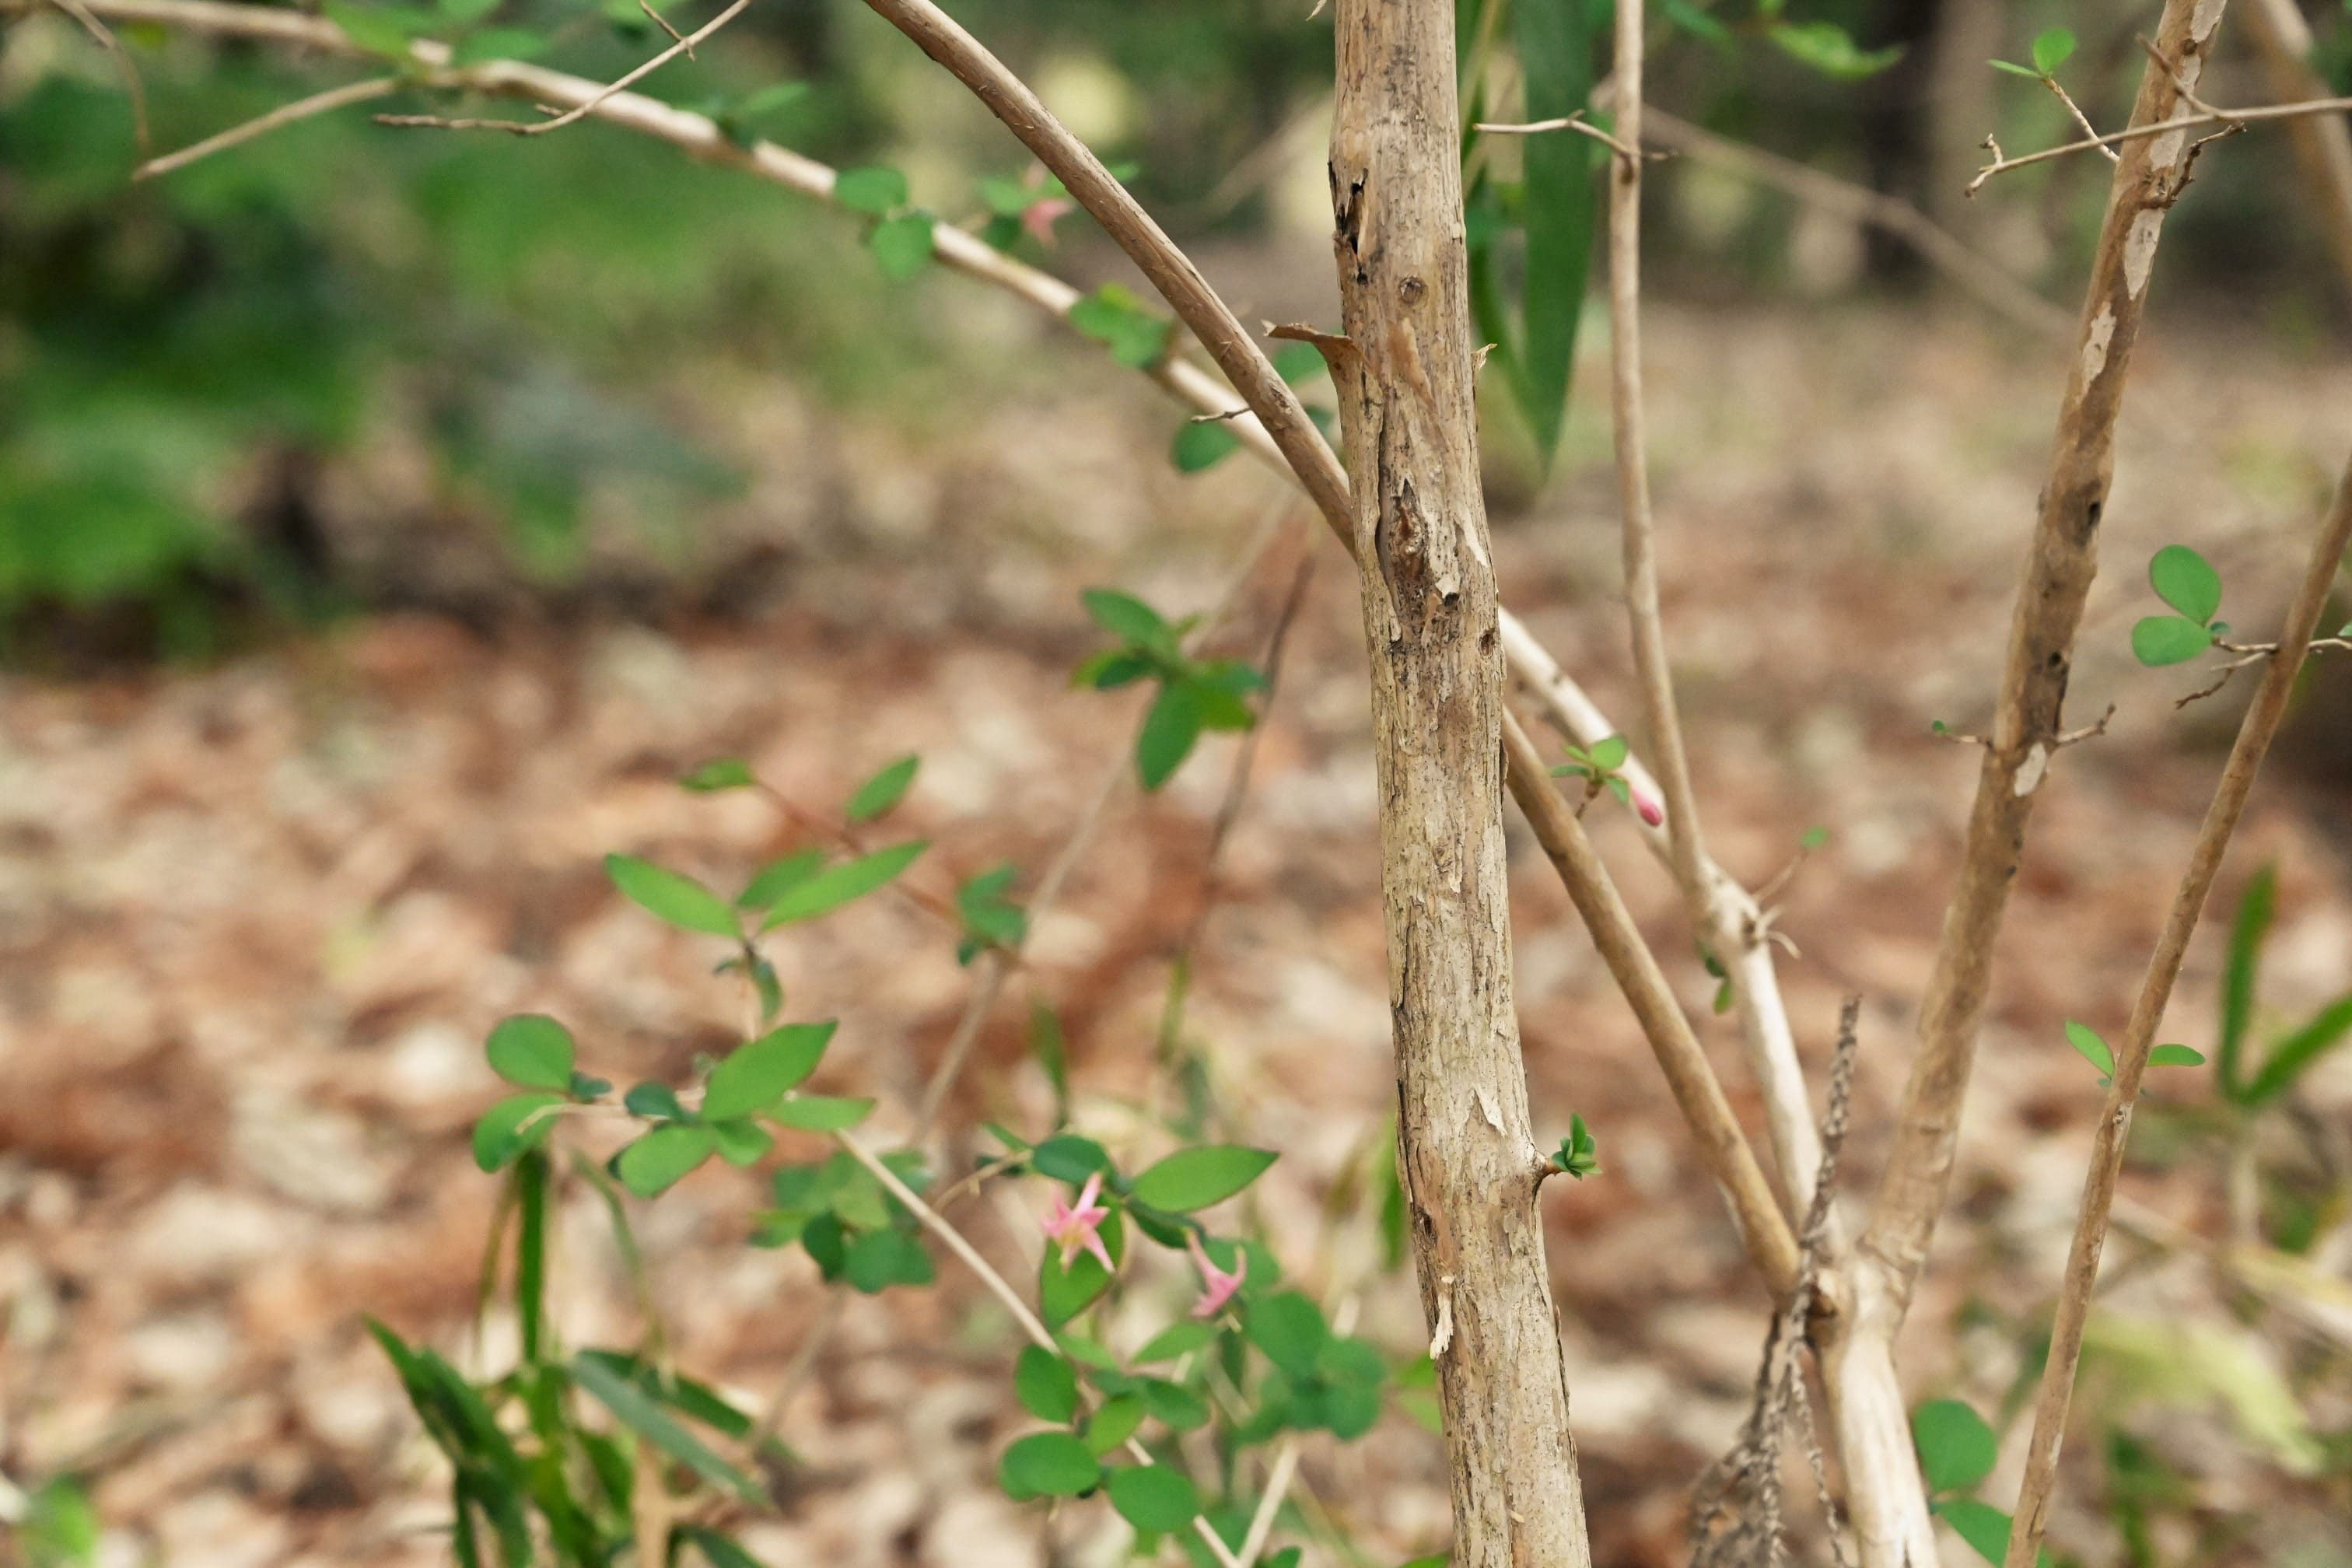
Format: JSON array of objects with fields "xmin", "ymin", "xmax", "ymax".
[{"xmin": 5, "ymin": 299, "xmax": 2352, "ymax": 1568}]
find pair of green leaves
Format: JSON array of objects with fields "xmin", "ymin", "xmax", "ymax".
[
  {"xmin": 2131, "ymin": 544, "xmax": 2228, "ymax": 667},
  {"xmin": 610, "ymin": 845, "xmax": 924, "ymax": 936},
  {"xmin": 614, "ymin": 1021, "xmax": 865, "ymax": 1198},
  {"xmin": 1552, "ymin": 1112, "xmax": 1601, "ymax": 1180},
  {"xmin": 474, "ymin": 1016, "xmax": 611, "ymax": 1171},
  {"xmin": 1990, "ymin": 26, "xmax": 2077, "ymax": 79},
  {"xmin": 2063, "ymin": 1020, "xmax": 2205, "ymax": 1087},
  {"xmin": 998, "ymin": 1437, "xmax": 1202, "ymax": 1535},
  {"xmin": 1550, "ymin": 732, "xmax": 1633, "ymax": 806},
  {"xmin": 832, "ymin": 166, "xmax": 936, "ymax": 282},
  {"xmin": 2217, "ymin": 866, "xmax": 2352, "ymax": 1108},
  {"xmin": 1910, "ymin": 1399, "xmax": 2053, "ymax": 1567},
  {"xmin": 957, "ymin": 863, "xmax": 1027, "ymax": 964},
  {"xmin": 326, "ymin": 0, "xmax": 549, "ymax": 68},
  {"xmin": 1074, "ymin": 589, "xmax": 1267, "ymax": 790}
]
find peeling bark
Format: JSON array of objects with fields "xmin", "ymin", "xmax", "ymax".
[{"xmin": 1321, "ymin": 5, "xmax": 1593, "ymax": 1566}]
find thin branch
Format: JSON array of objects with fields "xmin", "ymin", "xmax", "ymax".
[
  {"xmin": 1864, "ymin": 0, "xmax": 2231, "ymax": 1323},
  {"xmin": 2042, "ymin": 75, "xmax": 2119, "ymax": 163},
  {"xmin": 379, "ymin": 0, "xmax": 753, "ymax": 135},
  {"xmin": 1472, "ymin": 114, "xmax": 1646, "ymax": 162},
  {"xmin": 1636, "ymin": 106, "xmax": 2071, "ymax": 340},
  {"xmin": 135, "ymin": 74, "xmax": 404, "ymax": 179},
  {"xmin": 637, "ymin": 0, "xmax": 692, "ymax": 56},
  {"xmin": 913, "ymin": 498, "xmax": 1300, "ymax": 1138},
  {"xmin": 2005, "ymin": 450, "xmax": 2352, "ymax": 1568},
  {"xmin": 1605, "ymin": 0, "xmax": 1717, "ymax": 944},
  {"xmin": 1501, "ymin": 709, "xmax": 1800, "ymax": 1300},
  {"xmin": 1968, "ymin": 79, "xmax": 2349, "ymax": 193},
  {"xmin": 2175, "ymin": 637, "xmax": 2350, "ymax": 708},
  {"xmin": 49, "ymin": 0, "xmax": 150, "ymax": 150}
]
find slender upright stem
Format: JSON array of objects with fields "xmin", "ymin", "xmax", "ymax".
[{"xmin": 2005, "ymin": 455, "xmax": 2352, "ymax": 1567}]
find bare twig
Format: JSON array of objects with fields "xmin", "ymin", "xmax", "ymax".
[
  {"xmin": 2005, "ymin": 451, "xmax": 2352, "ymax": 1568},
  {"xmin": 1969, "ymin": 75, "xmax": 2347, "ymax": 192},
  {"xmin": 913, "ymin": 499, "xmax": 1300, "ymax": 1138},
  {"xmin": 1472, "ymin": 113, "xmax": 1647, "ymax": 162},
  {"xmin": 2042, "ymin": 75, "xmax": 2120, "ymax": 163},
  {"xmin": 2178, "ymin": 635, "xmax": 2352, "ymax": 707},
  {"xmin": 48, "ymin": 0, "xmax": 150, "ymax": 150},
  {"xmin": 377, "ymin": 0, "xmax": 754, "ymax": 135},
  {"xmin": 135, "ymin": 73, "xmax": 404, "ymax": 178},
  {"xmin": 1604, "ymin": 0, "xmax": 1723, "ymax": 999},
  {"xmin": 637, "ymin": 0, "xmax": 692, "ymax": 56},
  {"xmin": 1636, "ymin": 106, "xmax": 2071, "ymax": 340}
]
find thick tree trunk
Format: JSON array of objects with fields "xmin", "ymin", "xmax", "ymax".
[{"xmin": 1323, "ymin": 5, "xmax": 1593, "ymax": 1566}]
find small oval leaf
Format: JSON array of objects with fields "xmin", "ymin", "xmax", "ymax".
[{"xmin": 486, "ymin": 1013, "xmax": 575, "ymax": 1090}]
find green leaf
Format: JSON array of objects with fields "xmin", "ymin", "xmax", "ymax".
[
  {"xmin": 1586, "ymin": 734, "xmax": 1628, "ymax": 771},
  {"xmin": 1069, "ymin": 285, "xmax": 1173, "ymax": 369},
  {"xmin": 606, "ymin": 855, "xmax": 740, "ymax": 937},
  {"xmin": 1514, "ymin": 0, "xmax": 1599, "ymax": 470},
  {"xmin": 768, "ymin": 1095, "xmax": 875, "ymax": 1132},
  {"xmin": 710, "ymin": 1118, "xmax": 775, "ymax": 1167},
  {"xmin": 439, "ymin": 0, "xmax": 497, "ymax": 19},
  {"xmin": 702, "ymin": 1021, "xmax": 837, "ymax": 1118},
  {"xmin": 324, "ymin": 1, "xmax": 422, "ymax": 59},
  {"xmin": 1769, "ymin": 19, "xmax": 1905, "ymax": 77},
  {"xmin": 681, "ymin": 1526, "xmax": 769, "ymax": 1568},
  {"xmin": 1136, "ymin": 683, "xmax": 1203, "ymax": 791},
  {"xmin": 1172, "ymin": 418, "xmax": 1243, "ymax": 473},
  {"xmin": 740, "ymin": 848, "xmax": 824, "ymax": 910},
  {"xmin": 474, "ymin": 1092, "xmax": 563, "ymax": 1172},
  {"xmin": 615, "ymin": 1125, "xmax": 718, "ymax": 1197},
  {"xmin": 1107, "ymin": 1465, "xmax": 1200, "ymax": 1532},
  {"xmin": 1031, "ymin": 1002, "xmax": 1070, "ymax": 1124},
  {"xmin": 2148, "ymin": 1044, "xmax": 2206, "ymax": 1068},
  {"xmin": 999, "ymin": 1431, "xmax": 1101, "ymax": 1500},
  {"xmin": 845, "ymin": 755, "xmax": 919, "ymax": 823},
  {"xmin": 2220, "ymin": 865, "xmax": 2275, "ymax": 1101},
  {"xmin": 1081, "ymin": 587, "xmax": 1174, "ymax": 649},
  {"xmin": 1133, "ymin": 1319, "xmax": 1216, "ymax": 1365},
  {"xmin": 2031, "ymin": 26, "xmax": 2077, "ymax": 75},
  {"xmin": 1911, "ymin": 1398, "xmax": 1998, "ymax": 1494},
  {"xmin": 625, "ymin": 1080, "xmax": 687, "ymax": 1122},
  {"xmin": 1031, "ymin": 1135, "xmax": 1115, "ymax": 1185},
  {"xmin": 1932, "ymin": 1498, "xmax": 2049, "ymax": 1568},
  {"xmin": 834, "ymin": 165, "xmax": 908, "ymax": 215},
  {"xmin": 1246, "ymin": 1292, "xmax": 1328, "ymax": 1378},
  {"xmin": 569, "ymin": 1352, "xmax": 763, "ymax": 1503},
  {"xmin": 844, "ymin": 1227, "xmax": 933, "ymax": 1292},
  {"xmin": 450, "ymin": 26, "xmax": 546, "ymax": 64},
  {"xmin": 2243, "ymin": 993, "xmax": 2352, "ymax": 1107},
  {"xmin": 681, "ymin": 757, "xmax": 755, "ymax": 792},
  {"xmin": 870, "ymin": 215, "xmax": 936, "ymax": 282},
  {"xmin": 1271, "ymin": 341, "xmax": 1327, "ymax": 383},
  {"xmin": 1040, "ymin": 1206, "xmax": 1125, "ymax": 1327},
  {"xmin": 760, "ymin": 841, "xmax": 927, "ymax": 928},
  {"xmin": 2149, "ymin": 544, "xmax": 2223, "ymax": 624},
  {"xmin": 1989, "ymin": 57, "xmax": 2042, "ymax": 78},
  {"xmin": 486, "ymin": 1013, "xmax": 576, "ymax": 1090},
  {"xmin": 1076, "ymin": 649, "xmax": 1155, "ymax": 689},
  {"xmin": 2065, "ymin": 1020, "xmax": 2115, "ymax": 1079},
  {"xmin": 1129, "ymin": 1145, "xmax": 1278, "ymax": 1212},
  {"xmin": 1139, "ymin": 1376, "xmax": 1209, "ymax": 1429},
  {"xmin": 2132, "ymin": 614, "xmax": 2212, "ymax": 667},
  {"xmin": 1083, "ymin": 1393, "xmax": 1146, "ymax": 1456},
  {"xmin": 731, "ymin": 80, "xmax": 807, "ymax": 129},
  {"xmin": 1015, "ymin": 1344, "xmax": 1080, "ymax": 1423}
]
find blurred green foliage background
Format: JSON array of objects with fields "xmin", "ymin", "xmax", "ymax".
[{"xmin": 2, "ymin": 0, "xmax": 2345, "ymax": 657}]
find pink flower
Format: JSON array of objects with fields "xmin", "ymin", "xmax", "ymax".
[
  {"xmin": 1633, "ymin": 787, "xmax": 1665, "ymax": 828},
  {"xmin": 1041, "ymin": 1171, "xmax": 1115, "ymax": 1273},
  {"xmin": 1186, "ymin": 1232, "xmax": 1247, "ymax": 1320},
  {"xmin": 1020, "ymin": 195, "xmax": 1075, "ymax": 248}
]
